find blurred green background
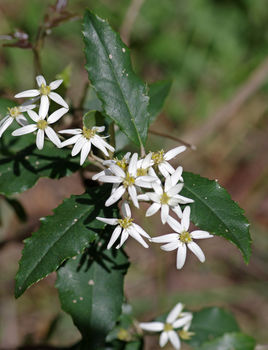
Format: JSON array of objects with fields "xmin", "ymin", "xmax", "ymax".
[{"xmin": 0, "ymin": 0, "xmax": 268, "ymax": 349}]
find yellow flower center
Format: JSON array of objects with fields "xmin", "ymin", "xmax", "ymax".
[
  {"xmin": 40, "ymin": 83, "xmax": 51, "ymax": 95},
  {"xmin": 115, "ymin": 157, "xmax": 128, "ymax": 170},
  {"xmin": 179, "ymin": 231, "xmax": 192, "ymax": 244},
  {"xmin": 179, "ymin": 329, "xmax": 194, "ymax": 340},
  {"xmin": 117, "ymin": 217, "xmax": 133, "ymax": 229},
  {"xmin": 123, "ymin": 172, "xmax": 135, "ymax": 188},
  {"xmin": 8, "ymin": 107, "xmax": 20, "ymax": 118},
  {"xmin": 136, "ymin": 167, "xmax": 148, "ymax": 177},
  {"xmin": 151, "ymin": 150, "xmax": 164, "ymax": 165},
  {"xmin": 160, "ymin": 192, "xmax": 170, "ymax": 204},
  {"xmin": 37, "ymin": 119, "xmax": 48, "ymax": 130},
  {"xmin": 164, "ymin": 323, "xmax": 173, "ymax": 332},
  {"xmin": 117, "ymin": 328, "xmax": 131, "ymax": 341},
  {"xmin": 82, "ymin": 126, "xmax": 96, "ymax": 140}
]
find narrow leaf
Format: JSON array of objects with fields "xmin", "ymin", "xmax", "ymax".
[
  {"xmin": 148, "ymin": 80, "xmax": 172, "ymax": 124},
  {"xmin": 15, "ymin": 186, "xmax": 116, "ymax": 298},
  {"xmin": 83, "ymin": 10, "xmax": 149, "ymax": 146},
  {"xmin": 56, "ymin": 246, "xmax": 129, "ymax": 349},
  {"xmin": 197, "ymin": 332, "xmax": 256, "ymax": 350},
  {"xmin": 181, "ymin": 172, "xmax": 252, "ymax": 263}
]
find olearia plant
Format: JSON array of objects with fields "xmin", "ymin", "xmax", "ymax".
[{"xmin": 0, "ymin": 3, "xmax": 256, "ymax": 350}]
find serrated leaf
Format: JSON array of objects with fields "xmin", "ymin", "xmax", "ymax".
[
  {"xmin": 187, "ymin": 307, "xmax": 240, "ymax": 348},
  {"xmin": 15, "ymin": 186, "xmax": 116, "ymax": 298},
  {"xmin": 197, "ymin": 332, "xmax": 256, "ymax": 350},
  {"xmin": 181, "ymin": 172, "xmax": 252, "ymax": 263},
  {"xmin": 83, "ymin": 10, "xmax": 150, "ymax": 147},
  {"xmin": 56, "ymin": 246, "xmax": 129, "ymax": 349},
  {"xmin": 148, "ymin": 80, "xmax": 172, "ymax": 124}
]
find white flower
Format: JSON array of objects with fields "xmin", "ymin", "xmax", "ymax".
[
  {"xmin": 139, "ymin": 302, "xmax": 193, "ymax": 350},
  {"xmin": 0, "ymin": 104, "xmax": 35, "ymax": 138},
  {"xmin": 59, "ymin": 126, "xmax": 115, "ymax": 165},
  {"xmin": 152, "ymin": 206, "xmax": 213, "ymax": 269},
  {"xmin": 96, "ymin": 201, "xmax": 150, "ymax": 249},
  {"xmin": 15, "ymin": 75, "xmax": 68, "ymax": 118},
  {"xmin": 12, "ymin": 107, "xmax": 68, "ymax": 150},
  {"xmin": 138, "ymin": 169, "xmax": 193, "ymax": 223},
  {"xmin": 151, "ymin": 146, "xmax": 186, "ymax": 177},
  {"xmin": 98, "ymin": 153, "xmax": 157, "ymax": 208},
  {"xmin": 135, "ymin": 153, "xmax": 160, "ymax": 188}
]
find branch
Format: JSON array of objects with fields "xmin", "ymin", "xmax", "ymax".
[
  {"xmin": 120, "ymin": 0, "xmax": 145, "ymax": 45},
  {"xmin": 149, "ymin": 128, "xmax": 196, "ymax": 150}
]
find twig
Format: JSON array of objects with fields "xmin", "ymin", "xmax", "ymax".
[
  {"xmin": 120, "ymin": 0, "xmax": 145, "ymax": 45},
  {"xmin": 149, "ymin": 129, "xmax": 196, "ymax": 150},
  {"xmin": 186, "ymin": 56, "xmax": 268, "ymax": 144}
]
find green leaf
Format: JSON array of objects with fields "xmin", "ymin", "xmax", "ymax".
[
  {"xmin": 148, "ymin": 80, "xmax": 172, "ymax": 124},
  {"xmin": 181, "ymin": 172, "xmax": 252, "ymax": 263},
  {"xmin": 56, "ymin": 246, "xmax": 129, "ymax": 349},
  {"xmin": 188, "ymin": 307, "xmax": 240, "ymax": 348},
  {"xmin": 83, "ymin": 110, "xmax": 97, "ymax": 129},
  {"xmin": 197, "ymin": 333, "xmax": 256, "ymax": 350},
  {"xmin": 0, "ymin": 98, "xmax": 16, "ymax": 117},
  {"xmin": 83, "ymin": 10, "xmax": 150, "ymax": 147},
  {"xmin": 15, "ymin": 186, "xmax": 116, "ymax": 298}
]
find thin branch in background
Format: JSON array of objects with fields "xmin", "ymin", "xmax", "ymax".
[
  {"xmin": 149, "ymin": 128, "xmax": 196, "ymax": 150},
  {"xmin": 186, "ymin": 56, "xmax": 268, "ymax": 145},
  {"xmin": 120, "ymin": 0, "xmax": 145, "ymax": 45}
]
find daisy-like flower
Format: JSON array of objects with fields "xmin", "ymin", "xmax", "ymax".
[
  {"xmin": 0, "ymin": 104, "xmax": 35, "ymax": 138},
  {"xmin": 151, "ymin": 146, "xmax": 186, "ymax": 177},
  {"xmin": 15, "ymin": 75, "xmax": 68, "ymax": 118},
  {"xmin": 59, "ymin": 126, "xmax": 115, "ymax": 165},
  {"xmin": 139, "ymin": 302, "xmax": 193, "ymax": 350},
  {"xmin": 98, "ymin": 153, "xmax": 157, "ymax": 208},
  {"xmin": 152, "ymin": 206, "xmax": 214, "ymax": 269},
  {"xmin": 12, "ymin": 107, "xmax": 68, "ymax": 150},
  {"xmin": 96, "ymin": 201, "xmax": 150, "ymax": 249},
  {"xmin": 138, "ymin": 169, "xmax": 193, "ymax": 223}
]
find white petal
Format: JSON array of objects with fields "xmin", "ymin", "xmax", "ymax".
[
  {"xmin": 166, "ymin": 303, "xmax": 184, "ymax": 323},
  {"xmin": 121, "ymin": 201, "xmax": 131, "ymax": 217},
  {"xmin": 0, "ymin": 117, "xmax": 13, "ymax": 137},
  {"xmin": 48, "ymin": 91, "xmax": 68, "ymax": 108},
  {"xmin": 109, "ymin": 164, "xmax": 125, "ymax": 178},
  {"xmin": 72, "ymin": 137, "xmax": 87, "ymax": 156},
  {"xmin": 174, "ymin": 194, "xmax": 194, "ymax": 204},
  {"xmin": 105, "ymin": 186, "xmax": 125, "ymax": 206},
  {"xmin": 49, "ymin": 79, "xmax": 63, "ymax": 90},
  {"xmin": 61, "ymin": 134, "xmax": 82, "ymax": 147},
  {"xmin": 12, "ymin": 124, "xmax": 37, "ymax": 136},
  {"xmin": 47, "ymin": 107, "xmax": 68, "ymax": 124},
  {"xmin": 142, "ymin": 153, "xmax": 152, "ymax": 168},
  {"xmin": 36, "ymin": 75, "xmax": 46, "ymax": 87},
  {"xmin": 0, "ymin": 115, "xmax": 9, "ymax": 127},
  {"xmin": 187, "ymin": 242, "xmax": 205, "ymax": 262},
  {"xmin": 137, "ymin": 194, "xmax": 150, "ymax": 201},
  {"xmin": 164, "ymin": 146, "xmax": 186, "ymax": 161},
  {"xmin": 167, "ymin": 216, "xmax": 182, "ymax": 233},
  {"xmin": 147, "ymin": 192, "xmax": 161, "ymax": 203},
  {"xmin": 107, "ymin": 225, "xmax": 122, "ymax": 249},
  {"xmin": 159, "ymin": 331, "xmax": 169, "ymax": 347},
  {"xmin": 16, "ymin": 115, "xmax": 28, "ymax": 126},
  {"xmin": 39, "ymin": 95, "xmax": 50, "ymax": 119},
  {"xmin": 93, "ymin": 125, "xmax": 105, "ymax": 133},
  {"xmin": 191, "ymin": 230, "xmax": 213, "ymax": 239},
  {"xmin": 19, "ymin": 104, "xmax": 36, "ymax": 112},
  {"xmin": 128, "ymin": 153, "xmax": 138, "ymax": 176},
  {"xmin": 172, "ymin": 206, "xmax": 183, "ymax": 220},
  {"xmin": 135, "ymin": 179, "xmax": 154, "ymax": 188},
  {"xmin": 129, "ymin": 228, "xmax": 149, "ymax": 248},
  {"xmin": 128, "ymin": 185, "xmax": 139, "ymax": 208},
  {"xmin": 181, "ymin": 206, "xmax": 191, "ymax": 231},
  {"xmin": 140, "ymin": 322, "xmax": 164, "ymax": 332},
  {"xmin": 27, "ymin": 109, "xmax": 40, "ymax": 122},
  {"xmin": 80, "ymin": 141, "xmax": 91, "ymax": 165},
  {"xmin": 167, "ymin": 184, "xmax": 184, "ymax": 196},
  {"xmin": 173, "ymin": 314, "xmax": 193, "ymax": 329},
  {"xmin": 96, "ymin": 217, "xmax": 118, "ymax": 225},
  {"xmin": 118, "ymin": 229, "xmax": 129, "ymax": 248},
  {"xmin": 59, "ymin": 128, "xmax": 82, "ymax": 135},
  {"xmin": 164, "ymin": 176, "xmax": 173, "ymax": 192},
  {"xmin": 161, "ymin": 241, "xmax": 180, "ymax": 251},
  {"xmin": 137, "ymin": 175, "xmax": 156, "ymax": 182},
  {"xmin": 36, "ymin": 129, "xmax": 44, "ymax": 149},
  {"xmin": 151, "ymin": 233, "xmax": 179, "ymax": 243},
  {"xmin": 94, "ymin": 134, "xmax": 114, "ymax": 152},
  {"xmin": 91, "ymin": 136, "xmax": 109, "ymax": 156},
  {"xmin": 176, "ymin": 243, "xmax": 187, "ymax": 269},
  {"xmin": 158, "ymin": 163, "xmax": 170, "ymax": 177},
  {"xmin": 132, "ymin": 223, "xmax": 150, "ymax": 239},
  {"xmin": 161, "ymin": 204, "xmax": 169, "ymax": 224},
  {"xmin": 98, "ymin": 175, "xmax": 122, "ymax": 183},
  {"xmin": 45, "ymin": 126, "xmax": 61, "ymax": 147},
  {"xmin": 171, "ymin": 166, "xmax": 183, "ymax": 186},
  {"xmin": 15, "ymin": 89, "xmax": 40, "ymax": 98},
  {"xmin": 168, "ymin": 330, "xmax": 181, "ymax": 350},
  {"xmin": 146, "ymin": 203, "xmax": 161, "ymax": 217}
]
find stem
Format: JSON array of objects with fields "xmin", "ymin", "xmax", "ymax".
[{"xmin": 149, "ymin": 129, "xmax": 196, "ymax": 150}]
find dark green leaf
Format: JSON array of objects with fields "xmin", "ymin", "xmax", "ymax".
[
  {"xmin": 5, "ymin": 197, "xmax": 27, "ymax": 222},
  {"xmin": 188, "ymin": 307, "xmax": 240, "ymax": 348},
  {"xmin": 83, "ymin": 10, "xmax": 150, "ymax": 146},
  {"xmin": 15, "ymin": 186, "xmax": 116, "ymax": 298},
  {"xmin": 197, "ymin": 332, "xmax": 256, "ymax": 350},
  {"xmin": 182, "ymin": 172, "xmax": 252, "ymax": 263},
  {"xmin": 56, "ymin": 246, "xmax": 129, "ymax": 349},
  {"xmin": 148, "ymin": 80, "xmax": 172, "ymax": 124}
]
